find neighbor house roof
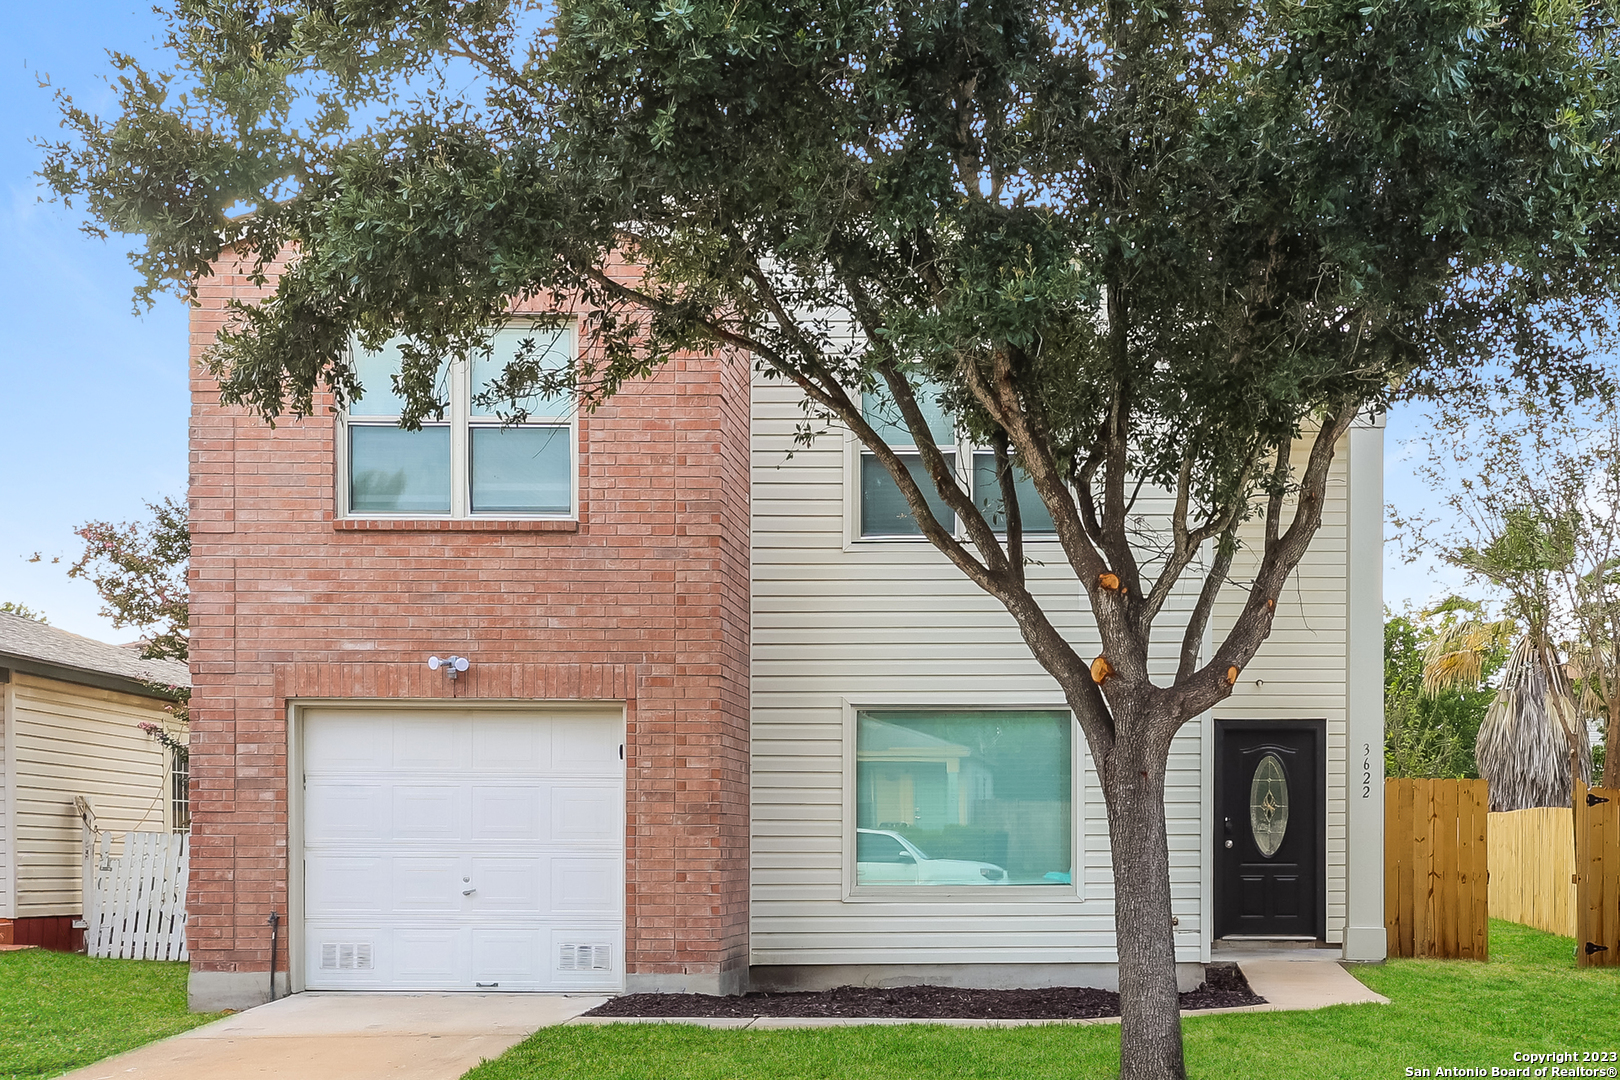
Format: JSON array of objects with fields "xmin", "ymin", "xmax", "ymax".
[{"xmin": 0, "ymin": 612, "xmax": 190, "ymax": 697}]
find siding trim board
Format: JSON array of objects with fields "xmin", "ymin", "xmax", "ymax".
[
  {"xmin": 0, "ymin": 655, "xmax": 182, "ymax": 702},
  {"xmin": 2, "ymin": 676, "xmax": 15, "ymax": 920}
]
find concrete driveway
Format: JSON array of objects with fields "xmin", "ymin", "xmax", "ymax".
[{"xmin": 57, "ymin": 992, "xmax": 607, "ymax": 1080}]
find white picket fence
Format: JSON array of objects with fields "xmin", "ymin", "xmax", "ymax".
[{"xmin": 77, "ymin": 797, "xmax": 189, "ymax": 960}]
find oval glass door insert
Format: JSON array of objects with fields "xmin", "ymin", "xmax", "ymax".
[{"xmin": 1249, "ymin": 753, "xmax": 1289, "ymax": 858}]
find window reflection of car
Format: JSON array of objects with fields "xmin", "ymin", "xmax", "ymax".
[{"xmin": 855, "ymin": 828, "xmax": 1008, "ymax": 885}]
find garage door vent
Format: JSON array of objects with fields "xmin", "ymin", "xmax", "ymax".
[
  {"xmin": 558, "ymin": 943, "xmax": 611, "ymax": 972},
  {"xmin": 320, "ymin": 943, "xmax": 374, "ymax": 971}
]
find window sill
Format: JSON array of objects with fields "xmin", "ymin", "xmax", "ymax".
[
  {"xmin": 334, "ymin": 518, "xmax": 579, "ymax": 533},
  {"xmin": 841, "ymin": 885, "xmax": 1082, "ymax": 903}
]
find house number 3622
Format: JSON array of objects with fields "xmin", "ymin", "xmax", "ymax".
[{"xmin": 1362, "ymin": 743, "xmax": 1372, "ymax": 799}]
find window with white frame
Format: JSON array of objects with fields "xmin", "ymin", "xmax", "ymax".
[
  {"xmin": 170, "ymin": 746, "xmax": 190, "ymax": 832},
  {"xmin": 855, "ymin": 709, "xmax": 1072, "ymax": 887},
  {"xmin": 343, "ymin": 326, "xmax": 576, "ymax": 518},
  {"xmin": 858, "ymin": 385, "xmax": 1056, "ymax": 538}
]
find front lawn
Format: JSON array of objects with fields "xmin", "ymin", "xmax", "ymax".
[
  {"xmin": 464, "ymin": 920, "xmax": 1620, "ymax": 1080},
  {"xmin": 0, "ymin": 949, "xmax": 222, "ymax": 1080}
]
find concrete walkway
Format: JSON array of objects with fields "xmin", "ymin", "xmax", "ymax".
[
  {"xmin": 56, "ymin": 993, "xmax": 607, "ymax": 1080},
  {"xmin": 1234, "ymin": 958, "xmax": 1389, "ymax": 1013},
  {"xmin": 56, "ymin": 958, "xmax": 1388, "ymax": 1079}
]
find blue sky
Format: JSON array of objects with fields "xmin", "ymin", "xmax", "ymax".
[
  {"xmin": 0, "ymin": 3, "xmax": 188, "ymax": 641},
  {"xmin": 0, "ymin": 2, "xmax": 1454, "ymax": 643}
]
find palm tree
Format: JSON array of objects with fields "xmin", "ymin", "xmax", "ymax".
[{"xmin": 1422, "ymin": 510, "xmax": 1595, "ymax": 810}]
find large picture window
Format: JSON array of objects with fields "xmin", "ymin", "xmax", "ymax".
[
  {"xmin": 343, "ymin": 327, "xmax": 575, "ymax": 518},
  {"xmin": 857, "ymin": 385, "xmax": 1056, "ymax": 539},
  {"xmin": 855, "ymin": 709, "xmax": 1072, "ymax": 887}
]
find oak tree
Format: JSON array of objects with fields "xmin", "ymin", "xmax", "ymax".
[{"xmin": 43, "ymin": 2, "xmax": 1620, "ymax": 1075}]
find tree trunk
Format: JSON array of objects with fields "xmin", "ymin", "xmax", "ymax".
[{"xmin": 1101, "ymin": 730, "xmax": 1185, "ymax": 1080}]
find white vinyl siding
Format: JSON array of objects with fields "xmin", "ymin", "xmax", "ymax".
[
  {"xmin": 751, "ymin": 377, "xmax": 1209, "ymax": 968},
  {"xmin": 2, "ymin": 677, "xmax": 14, "ymax": 920},
  {"xmin": 10, "ymin": 673, "xmax": 171, "ymax": 917},
  {"xmin": 751, "ymin": 375, "xmax": 1358, "ymax": 965},
  {"xmin": 1212, "ymin": 442, "xmax": 1352, "ymax": 943}
]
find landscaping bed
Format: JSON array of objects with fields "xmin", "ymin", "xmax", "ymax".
[{"xmin": 583, "ymin": 961, "xmax": 1263, "ymax": 1019}]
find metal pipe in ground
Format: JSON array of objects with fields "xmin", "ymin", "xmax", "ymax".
[{"xmin": 268, "ymin": 911, "xmax": 280, "ymax": 1002}]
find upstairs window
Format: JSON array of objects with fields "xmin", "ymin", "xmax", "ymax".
[
  {"xmin": 859, "ymin": 387, "xmax": 956, "ymax": 537},
  {"xmin": 970, "ymin": 452, "xmax": 1057, "ymax": 535},
  {"xmin": 857, "ymin": 383, "xmax": 1057, "ymax": 539},
  {"xmin": 343, "ymin": 327, "xmax": 576, "ymax": 519}
]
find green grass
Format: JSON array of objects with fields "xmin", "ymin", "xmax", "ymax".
[
  {"xmin": 463, "ymin": 921, "xmax": 1620, "ymax": 1080},
  {"xmin": 0, "ymin": 950, "xmax": 223, "ymax": 1080}
]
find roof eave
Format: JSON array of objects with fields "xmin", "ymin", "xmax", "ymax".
[{"xmin": 0, "ymin": 654, "xmax": 190, "ymax": 701}]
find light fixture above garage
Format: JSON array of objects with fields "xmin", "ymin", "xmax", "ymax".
[{"xmin": 427, "ymin": 655, "xmax": 470, "ymax": 680}]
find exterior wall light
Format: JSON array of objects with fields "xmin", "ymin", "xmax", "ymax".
[{"xmin": 428, "ymin": 655, "xmax": 471, "ymax": 680}]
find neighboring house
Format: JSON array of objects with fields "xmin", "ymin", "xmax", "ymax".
[
  {"xmin": 0, "ymin": 613, "xmax": 190, "ymax": 950},
  {"xmin": 185, "ymin": 261, "xmax": 1385, "ymax": 1011}
]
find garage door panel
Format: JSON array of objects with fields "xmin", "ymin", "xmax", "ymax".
[
  {"xmin": 305, "ymin": 784, "xmax": 388, "ymax": 840},
  {"xmin": 550, "ymin": 719, "xmax": 620, "ymax": 773},
  {"xmin": 392, "ymin": 785, "xmax": 462, "ymax": 838},
  {"xmin": 471, "ymin": 929, "xmax": 544, "ymax": 983},
  {"xmin": 393, "ymin": 929, "xmax": 463, "ymax": 984},
  {"xmin": 307, "ymin": 857, "xmax": 388, "ymax": 913},
  {"xmin": 304, "ymin": 719, "xmax": 389, "ymax": 770},
  {"xmin": 471, "ymin": 784, "xmax": 542, "ymax": 839},
  {"xmin": 393, "ymin": 719, "xmax": 459, "ymax": 769},
  {"xmin": 550, "ymin": 784, "xmax": 622, "ymax": 842},
  {"xmin": 472, "ymin": 719, "xmax": 546, "ymax": 772},
  {"xmin": 550, "ymin": 857, "xmax": 621, "ymax": 915},
  {"xmin": 305, "ymin": 927, "xmax": 383, "ymax": 986},
  {"xmin": 548, "ymin": 926, "xmax": 620, "ymax": 989},
  {"xmin": 393, "ymin": 857, "xmax": 464, "ymax": 912},
  {"xmin": 469, "ymin": 857, "xmax": 546, "ymax": 911},
  {"xmin": 303, "ymin": 709, "xmax": 624, "ymax": 992}
]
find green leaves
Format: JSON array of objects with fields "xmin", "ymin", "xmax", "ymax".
[
  {"xmin": 37, "ymin": 0, "xmax": 1620, "ymax": 618},
  {"xmin": 69, "ymin": 496, "xmax": 191, "ymax": 663}
]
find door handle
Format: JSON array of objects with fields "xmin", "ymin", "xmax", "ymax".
[
  {"xmin": 462, "ymin": 887, "xmax": 477, "ymax": 896},
  {"xmin": 1224, "ymin": 840, "xmax": 1234, "ymax": 849}
]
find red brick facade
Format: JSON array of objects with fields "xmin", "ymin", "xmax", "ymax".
[{"xmin": 186, "ymin": 259, "xmax": 752, "ymax": 1001}]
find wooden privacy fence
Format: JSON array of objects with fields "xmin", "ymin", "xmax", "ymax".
[
  {"xmin": 76, "ymin": 797, "xmax": 189, "ymax": 961},
  {"xmin": 1576, "ymin": 781, "xmax": 1619, "ymax": 967},
  {"xmin": 1385, "ymin": 778, "xmax": 1489, "ymax": 959},
  {"xmin": 1489, "ymin": 806, "xmax": 1577, "ymax": 938}
]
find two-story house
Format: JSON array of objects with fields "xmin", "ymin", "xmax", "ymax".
[{"xmin": 185, "ymin": 261, "xmax": 1385, "ymax": 1010}]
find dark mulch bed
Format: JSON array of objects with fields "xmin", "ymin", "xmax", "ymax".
[{"xmin": 584, "ymin": 962, "xmax": 1264, "ymax": 1020}]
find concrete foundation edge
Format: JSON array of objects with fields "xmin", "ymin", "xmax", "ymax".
[
  {"xmin": 625, "ymin": 967, "xmax": 749, "ymax": 996},
  {"xmin": 748, "ymin": 963, "xmax": 1207, "ymax": 994},
  {"xmin": 189, "ymin": 970, "xmax": 293, "ymax": 1012}
]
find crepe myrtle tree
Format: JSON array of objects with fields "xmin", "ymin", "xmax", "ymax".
[{"xmin": 42, "ymin": 1, "xmax": 1620, "ymax": 1075}]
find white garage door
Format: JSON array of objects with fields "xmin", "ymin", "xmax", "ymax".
[{"xmin": 301, "ymin": 707, "xmax": 624, "ymax": 991}]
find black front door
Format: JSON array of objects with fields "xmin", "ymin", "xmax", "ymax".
[{"xmin": 1215, "ymin": 720, "xmax": 1323, "ymax": 939}]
